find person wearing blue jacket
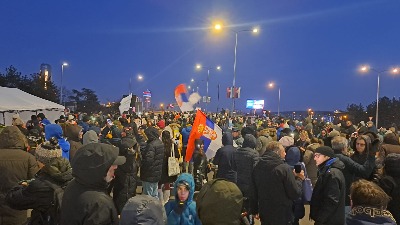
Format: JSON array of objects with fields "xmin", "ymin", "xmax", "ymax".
[
  {"xmin": 165, "ymin": 173, "xmax": 202, "ymax": 225},
  {"xmin": 45, "ymin": 124, "xmax": 71, "ymax": 161}
]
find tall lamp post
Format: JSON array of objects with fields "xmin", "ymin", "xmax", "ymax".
[
  {"xmin": 268, "ymin": 82, "xmax": 280, "ymax": 116},
  {"xmin": 60, "ymin": 62, "xmax": 68, "ymax": 105},
  {"xmin": 129, "ymin": 74, "xmax": 144, "ymax": 95},
  {"xmin": 196, "ymin": 64, "xmax": 221, "ymax": 112},
  {"xmin": 214, "ymin": 23, "xmax": 259, "ymax": 113},
  {"xmin": 359, "ymin": 65, "xmax": 399, "ymax": 128}
]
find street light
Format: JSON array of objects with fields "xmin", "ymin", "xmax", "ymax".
[
  {"xmin": 195, "ymin": 64, "xmax": 221, "ymax": 112},
  {"xmin": 129, "ymin": 74, "xmax": 144, "ymax": 94},
  {"xmin": 268, "ymin": 82, "xmax": 281, "ymax": 116},
  {"xmin": 213, "ymin": 23, "xmax": 259, "ymax": 113},
  {"xmin": 359, "ymin": 65, "xmax": 399, "ymax": 127},
  {"xmin": 60, "ymin": 62, "xmax": 68, "ymax": 105}
]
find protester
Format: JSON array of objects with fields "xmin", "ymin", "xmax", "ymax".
[
  {"xmin": 310, "ymin": 146, "xmax": 346, "ymax": 225},
  {"xmin": 193, "ymin": 139, "xmax": 209, "ymax": 191},
  {"xmin": 213, "ymin": 132, "xmax": 237, "ymax": 183},
  {"xmin": 120, "ymin": 195, "xmax": 166, "ymax": 225},
  {"xmin": 165, "ymin": 173, "xmax": 201, "ymax": 225},
  {"xmin": 60, "ymin": 143, "xmax": 126, "ymax": 225},
  {"xmin": 0, "ymin": 126, "xmax": 39, "ymax": 225},
  {"xmin": 45, "ymin": 124, "xmax": 71, "ymax": 161},
  {"xmin": 347, "ymin": 179, "xmax": 396, "ymax": 224},
  {"xmin": 6, "ymin": 138, "xmax": 73, "ymax": 225},
  {"xmin": 250, "ymin": 141, "xmax": 304, "ymax": 225}
]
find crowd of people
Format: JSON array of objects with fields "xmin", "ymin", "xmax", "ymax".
[{"xmin": 0, "ymin": 110, "xmax": 399, "ymax": 225}]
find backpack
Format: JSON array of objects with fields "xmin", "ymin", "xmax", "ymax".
[{"xmin": 35, "ymin": 180, "xmax": 65, "ymax": 225}]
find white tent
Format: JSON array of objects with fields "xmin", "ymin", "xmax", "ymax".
[{"xmin": 0, "ymin": 86, "xmax": 65, "ymax": 126}]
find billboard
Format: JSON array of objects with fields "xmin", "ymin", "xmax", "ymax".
[{"xmin": 246, "ymin": 99, "xmax": 264, "ymax": 109}]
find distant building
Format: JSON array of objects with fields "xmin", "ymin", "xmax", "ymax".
[
  {"xmin": 143, "ymin": 89, "xmax": 151, "ymax": 111},
  {"xmin": 39, "ymin": 63, "xmax": 52, "ymax": 90}
]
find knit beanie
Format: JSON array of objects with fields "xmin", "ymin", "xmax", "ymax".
[
  {"xmin": 315, "ymin": 146, "xmax": 335, "ymax": 158},
  {"xmin": 35, "ymin": 137, "xmax": 62, "ymax": 165}
]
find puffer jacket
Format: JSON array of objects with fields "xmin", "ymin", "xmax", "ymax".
[
  {"xmin": 0, "ymin": 126, "xmax": 39, "ymax": 225},
  {"xmin": 213, "ymin": 133, "xmax": 237, "ymax": 183},
  {"xmin": 60, "ymin": 143, "xmax": 120, "ymax": 225},
  {"xmin": 193, "ymin": 147, "xmax": 208, "ymax": 191},
  {"xmin": 140, "ymin": 127, "xmax": 164, "ymax": 183},
  {"xmin": 165, "ymin": 173, "xmax": 202, "ymax": 225},
  {"xmin": 310, "ymin": 158, "xmax": 346, "ymax": 225},
  {"xmin": 6, "ymin": 158, "xmax": 73, "ymax": 225},
  {"xmin": 45, "ymin": 124, "xmax": 71, "ymax": 161},
  {"xmin": 234, "ymin": 134, "xmax": 259, "ymax": 198}
]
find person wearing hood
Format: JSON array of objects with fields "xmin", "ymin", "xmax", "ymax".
[
  {"xmin": 140, "ymin": 126, "xmax": 165, "ymax": 198},
  {"xmin": 113, "ymin": 127, "xmax": 140, "ymax": 214},
  {"xmin": 165, "ymin": 173, "xmax": 202, "ymax": 225},
  {"xmin": 0, "ymin": 126, "xmax": 39, "ymax": 225},
  {"xmin": 6, "ymin": 137, "xmax": 73, "ymax": 225},
  {"xmin": 181, "ymin": 122, "xmax": 192, "ymax": 173},
  {"xmin": 255, "ymin": 127, "xmax": 272, "ymax": 156},
  {"xmin": 82, "ymin": 130, "xmax": 99, "ymax": 145},
  {"xmin": 45, "ymin": 124, "xmax": 71, "ymax": 161},
  {"xmin": 60, "ymin": 143, "xmax": 126, "ymax": 225},
  {"xmin": 37, "ymin": 113, "xmax": 51, "ymax": 126},
  {"xmin": 310, "ymin": 146, "xmax": 346, "ymax": 225},
  {"xmin": 213, "ymin": 132, "xmax": 237, "ymax": 183},
  {"xmin": 63, "ymin": 123, "xmax": 83, "ymax": 160},
  {"xmin": 120, "ymin": 195, "xmax": 166, "ymax": 225},
  {"xmin": 192, "ymin": 139, "xmax": 209, "ymax": 191},
  {"xmin": 197, "ymin": 179, "xmax": 248, "ymax": 225},
  {"xmin": 233, "ymin": 134, "xmax": 259, "ymax": 224},
  {"xmin": 250, "ymin": 141, "xmax": 304, "ymax": 225}
]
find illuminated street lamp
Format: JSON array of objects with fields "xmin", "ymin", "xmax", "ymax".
[
  {"xmin": 213, "ymin": 22, "xmax": 259, "ymax": 113},
  {"xmin": 60, "ymin": 62, "xmax": 68, "ymax": 105},
  {"xmin": 196, "ymin": 64, "xmax": 221, "ymax": 112},
  {"xmin": 359, "ymin": 65, "xmax": 399, "ymax": 127},
  {"xmin": 129, "ymin": 74, "xmax": 144, "ymax": 94},
  {"xmin": 268, "ymin": 82, "xmax": 281, "ymax": 116}
]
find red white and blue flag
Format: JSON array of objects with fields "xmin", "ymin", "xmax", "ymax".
[
  {"xmin": 174, "ymin": 84, "xmax": 201, "ymax": 112},
  {"xmin": 185, "ymin": 110, "xmax": 223, "ymax": 161}
]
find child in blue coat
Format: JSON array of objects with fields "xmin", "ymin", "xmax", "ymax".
[{"xmin": 165, "ymin": 173, "xmax": 202, "ymax": 225}]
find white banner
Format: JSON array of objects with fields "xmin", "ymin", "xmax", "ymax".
[{"xmin": 119, "ymin": 94, "xmax": 132, "ymax": 114}]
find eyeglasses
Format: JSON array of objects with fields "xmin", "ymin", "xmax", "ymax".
[{"xmin": 314, "ymin": 153, "xmax": 322, "ymax": 158}]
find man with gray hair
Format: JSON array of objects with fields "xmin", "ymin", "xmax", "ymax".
[
  {"xmin": 331, "ymin": 136, "xmax": 376, "ymax": 217},
  {"xmin": 250, "ymin": 141, "xmax": 304, "ymax": 225}
]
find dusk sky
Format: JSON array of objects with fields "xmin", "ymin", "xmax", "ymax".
[{"xmin": 1, "ymin": 0, "xmax": 399, "ymax": 112}]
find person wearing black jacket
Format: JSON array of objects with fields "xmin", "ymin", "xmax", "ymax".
[
  {"xmin": 6, "ymin": 138, "xmax": 73, "ymax": 225},
  {"xmin": 112, "ymin": 128, "xmax": 140, "ymax": 214},
  {"xmin": 310, "ymin": 146, "xmax": 346, "ymax": 225},
  {"xmin": 193, "ymin": 139, "xmax": 209, "ymax": 191},
  {"xmin": 331, "ymin": 136, "xmax": 375, "ymax": 214},
  {"xmin": 140, "ymin": 127, "xmax": 165, "ymax": 198},
  {"xmin": 213, "ymin": 132, "xmax": 237, "ymax": 183},
  {"xmin": 60, "ymin": 143, "xmax": 126, "ymax": 225},
  {"xmin": 234, "ymin": 134, "xmax": 259, "ymax": 224},
  {"xmin": 250, "ymin": 141, "xmax": 304, "ymax": 225}
]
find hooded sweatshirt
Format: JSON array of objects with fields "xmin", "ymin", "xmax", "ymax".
[
  {"xmin": 213, "ymin": 132, "xmax": 237, "ymax": 183},
  {"xmin": 60, "ymin": 143, "xmax": 121, "ymax": 225},
  {"xmin": 120, "ymin": 195, "xmax": 166, "ymax": 225},
  {"xmin": 45, "ymin": 124, "xmax": 70, "ymax": 160},
  {"xmin": 82, "ymin": 130, "xmax": 99, "ymax": 145},
  {"xmin": 165, "ymin": 173, "xmax": 201, "ymax": 225},
  {"xmin": 63, "ymin": 124, "xmax": 83, "ymax": 160}
]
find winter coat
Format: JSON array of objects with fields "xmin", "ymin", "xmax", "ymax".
[
  {"xmin": 255, "ymin": 130, "xmax": 272, "ymax": 156},
  {"xmin": 234, "ymin": 134, "xmax": 259, "ymax": 199},
  {"xmin": 378, "ymin": 153, "xmax": 400, "ymax": 223},
  {"xmin": 6, "ymin": 158, "xmax": 73, "ymax": 225},
  {"xmin": 310, "ymin": 158, "xmax": 346, "ymax": 225},
  {"xmin": 0, "ymin": 126, "xmax": 39, "ymax": 225},
  {"xmin": 120, "ymin": 195, "xmax": 166, "ymax": 225},
  {"xmin": 165, "ymin": 173, "xmax": 202, "ymax": 225},
  {"xmin": 181, "ymin": 126, "xmax": 192, "ymax": 146},
  {"xmin": 250, "ymin": 150, "xmax": 302, "ymax": 225},
  {"xmin": 193, "ymin": 150, "xmax": 208, "ymax": 192},
  {"xmin": 82, "ymin": 130, "xmax": 99, "ymax": 145},
  {"xmin": 63, "ymin": 124, "xmax": 83, "ymax": 161},
  {"xmin": 45, "ymin": 124, "xmax": 71, "ymax": 161},
  {"xmin": 113, "ymin": 134, "xmax": 140, "ymax": 214},
  {"xmin": 140, "ymin": 127, "xmax": 165, "ymax": 183},
  {"xmin": 213, "ymin": 133, "xmax": 237, "ymax": 183},
  {"xmin": 334, "ymin": 152, "xmax": 375, "ymax": 206},
  {"xmin": 303, "ymin": 144, "xmax": 319, "ymax": 186},
  {"xmin": 159, "ymin": 141, "xmax": 179, "ymax": 184},
  {"xmin": 346, "ymin": 206, "xmax": 396, "ymax": 225},
  {"xmin": 60, "ymin": 143, "xmax": 120, "ymax": 225}
]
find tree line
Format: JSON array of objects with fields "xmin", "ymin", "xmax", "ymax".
[{"xmin": 0, "ymin": 66, "xmax": 101, "ymax": 113}]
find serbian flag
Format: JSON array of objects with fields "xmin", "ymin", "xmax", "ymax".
[
  {"xmin": 175, "ymin": 84, "xmax": 201, "ymax": 112},
  {"xmin": 185, "ymin": 110, "xmax": 223, "ymax": 161}
]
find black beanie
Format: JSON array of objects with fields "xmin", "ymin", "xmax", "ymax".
[{"xmin": 315, "ymin": 146, "xmax": 335, "ymax": 158}]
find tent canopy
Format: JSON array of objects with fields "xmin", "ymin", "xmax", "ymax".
[{"xmin": 0, "ymin": 86, "xmax": 64, "ymax": 126}]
